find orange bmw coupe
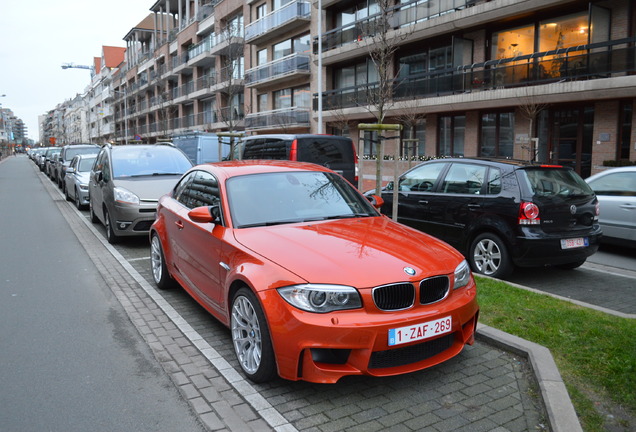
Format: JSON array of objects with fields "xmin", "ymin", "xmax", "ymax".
[{"xmin": 150, "ymin": 160, "xmax": 479, "ymax": 383}]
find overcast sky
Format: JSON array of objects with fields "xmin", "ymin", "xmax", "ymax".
[{"xmin": 0, "ymin": 0, "xmax": 154, "ymax": 142}]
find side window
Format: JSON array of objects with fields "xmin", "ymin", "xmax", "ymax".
[
  {"xmin": 178, "ymin": 171, "xmax": 220, "ymax": 209},
  {"xmin": 70, "ymin": 156, "xmax": 79, "ymax": 170},
  {"xmin": 188, "ymin": 171, "xmax": 220, "ymax": 208},
  {"xmin": 487, "ymin": 167, "xmax": 502, "ymax": 195},
  {"xmin": 93, "ymin": 150, "xmax": 106, "ymax": 172},
  {"xmin": 174, "ymin": 172, "xmax": 197, "ymax": 207},
  {"xmin": 588, "ymin": 172, "xmax": 636, "ymax": 196},
  {"xmin": 441, "ymin": 163, "xmax": 487, "ymax": 194},
  {"xmin": 398, "ymin": 163, "xmax": 446, "ymax": 192},
  {"xmin": 102, "ymin": 155, "xmax": 111, "ymax": 183}
]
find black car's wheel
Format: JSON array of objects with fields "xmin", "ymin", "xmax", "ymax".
[
  {"xmin": 556, "ymin": 259, "xmax": 586, "ymax": 270},
  {"xmin": 150, "ymin": 234, "xmax": 174, "ymax": 290},
  {"xmin": 469, "ymin": 233, "xmax": 512, "ymax": 278},
  {"xmin": 89, "ymin": 198, "xmax": 99, "ymax": 223},
  {"xmin": 231, "ymin": 288, "xmax": 276, "ymax": 383},
  {"xmin": 104, "ymin": 207, "xmax": 119, "ymax": 244}
]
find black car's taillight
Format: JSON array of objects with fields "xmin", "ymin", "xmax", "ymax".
[{"xmin": 518, "ymin": 202, "xmax": 540, "ymax": 225}]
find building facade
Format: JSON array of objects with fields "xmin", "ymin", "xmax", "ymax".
[{"xmin": 45, "ymin": 0, "xmax": 636, "ymax": 185}]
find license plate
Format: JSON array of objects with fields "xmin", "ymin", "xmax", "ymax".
[
  {"xmin": 388, "ymin": 316, "xmax": 452, "ymax": 346},
  {"xmin": 560, "ymin": 237, "xmax": 589, "ymax": 249}
]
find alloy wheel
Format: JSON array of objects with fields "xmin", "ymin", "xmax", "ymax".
[{"xmin": 231, "ymin": 296, "xmax": 262, "ymax": 375}]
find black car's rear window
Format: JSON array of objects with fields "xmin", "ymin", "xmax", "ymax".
[
  {"xmin": 519, "ymin": 168, "xmax": 594, "ymax": 198},
  {"xmin": 296, "ymin": 137, "xmax": 354, "ymax": 164},
  {"xmin": 242, "ymin": 139, "xmax": 291, "ymax": 159}
]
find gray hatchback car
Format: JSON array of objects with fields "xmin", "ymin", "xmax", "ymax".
[{"xmin": 88, "ymin": 143, "xmax": 193, "ymax": 243}]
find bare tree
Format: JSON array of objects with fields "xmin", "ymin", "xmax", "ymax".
[
  {"xmin": 518, "ymin": 87, "xmax": 548, "ymax": 161},
  {"xmin": 357, "ymin": 0, "xmax": 413, "ymax": 195}
]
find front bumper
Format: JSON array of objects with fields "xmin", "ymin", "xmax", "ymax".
[
  {"xmin": 260, "ymin": 281, "xmax": 479, "ymax": 383},
  {"xmin": 110, "ymin": 202, "xmax": 157, "ymax": 237}
]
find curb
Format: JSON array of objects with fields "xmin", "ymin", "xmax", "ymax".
[{"xmin": 476, "ymin": 324, "xmax": 582, "ymax": 432}]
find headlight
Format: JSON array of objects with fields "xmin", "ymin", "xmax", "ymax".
[
  {"xmin": 453, "ymin": 260, "xmax": 471, "ymax": 290},
  {"xmin": 79, "ymin": 183, "xmax": 89, "ymax": 191},
  {"xmin": 114, "ymin": 187, "xmax": 140, "ymax": 205},
  {"xmin": 278, "ymin": 284, "xmax": 362, "ymax": 313}
]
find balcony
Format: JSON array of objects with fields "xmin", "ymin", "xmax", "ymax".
[
  {"xmin": 245, "ymin": 53, "xmax": 310, "ymax": 88},
  {"xmin": 316, "ymin": 38, "xmax": 636, "ymax": 111},
  {"xmin": 315, "ymin": 0, "xmax": 472, "ymax": 54},
  {"xmin": 188, "ymin": 34, "xmax": 216, "ymax": 67},
  {"xmin": 245, "ymin": 107, "xmax": 310, "ymax": 130},
  {"xmin": 209, "ymin": 32, "xmax": 244, "ymax": 57},
  {"xmin": 245, "ymin": 1, "xmax": 310, "ymax": 45}
]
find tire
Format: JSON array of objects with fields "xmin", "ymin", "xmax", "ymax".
[
  {"xmin": 74, "ymin": 188, "xmax": 83, "ymax": 210},
  {"xmin": 150, "ymin": 234, "xmax": 174, "ymax": 290},
  {"xmin": 469, "ymin": 233, "xmax": 513, "ymax": 279},
  {"xmin": 104, "ymin": 207, "xmax": 119, "ymax": 244},
  {"xmin": 231, "ymin": 288, "xmax": 277, "ymax": 383},
  {"xmin": 64, "ymin": 183, "xmax": 71, "ymax": 202},
  {"xmin": 556, "ymin": 259, "xmax": 586, "ymax": 270},
  {"xmin": 89, "ymin": 198, "xmax": 99, "ymax": 223}
]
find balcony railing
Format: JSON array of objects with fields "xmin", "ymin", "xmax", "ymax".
[
  {"xmin": 315, "ymin": 0, "xmax": 473, "ymax": 53},
  {"xmin": 316, "ymin": 38, "xmax": 636, "ymax": 110},
  {"xmin": 245, "ymin": 107, "xmax": 310, "ymax": 129},
  {"xmin": 245, "ymin": 1, "xmax": 310, "ymax": 42},
  {"xmin": 245, "ymin": 53, "xmax": 310, "ymax": 86}
]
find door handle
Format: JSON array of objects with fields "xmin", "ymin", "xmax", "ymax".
[
  {"xmin": 619, "ymin": 204, "xmax": 636, "ymax": 210},
  {"xmin": 467, "ymin": 204, "xmax": 481, "ymax": 210},
  {"xmin": 418, "ymin": 200, "xmax": 428, "ymax": 205},
  {"xmin": 175, "ymin": 220, "xmax": 184, "ymax": 230}
]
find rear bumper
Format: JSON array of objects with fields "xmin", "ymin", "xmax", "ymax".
[{"xmin": 512, "ymin": 226, "xmax": 602, "ymax": 267}]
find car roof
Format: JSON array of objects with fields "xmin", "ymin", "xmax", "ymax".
[
  {"xmin": 243, "ymin": 134, "xmax": 350, "ymax": 140},
  {"xmin": 423, "ymin": 157, "xmax": 573, "ymax": 169},
  {"xmin": 195, "ymin": 160, "xmax": 333, "ymax": 179}
]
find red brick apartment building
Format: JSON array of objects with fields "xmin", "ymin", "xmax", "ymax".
[{"xmin": 94, "ymin": 0, "xmax": 635, "ymax": 185}]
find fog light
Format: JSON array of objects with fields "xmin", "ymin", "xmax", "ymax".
[{"xmin": 117, "ymin": 221, "xmax": 133, "ymax": 230}]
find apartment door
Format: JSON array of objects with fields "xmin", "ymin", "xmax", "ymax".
[{"xmin": 539, "ymin": 106, "xmax": 594, "ymax": 178}]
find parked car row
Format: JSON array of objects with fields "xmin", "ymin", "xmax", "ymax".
[{"xmin": 31, "ymin": 140, "xmax": 633, "ymax": 386}]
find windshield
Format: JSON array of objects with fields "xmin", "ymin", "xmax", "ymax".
[
  {"xmin": 520, "ymin": 168, "xmax": 594, "ymax": 198},
  {"xmin": 78, "ymin": 157, "xmax": 96, "ymax": 172},
  {"xmin": 112, "ymin": 146, "xmax": 193, "ymax": 178},
  {"xmin": 66, "ymin": 147, "xmax": 98, "ymax": 161},
  {"xmin": 228, "ymin": 171, "xmax": 378, "ymax": 228}
]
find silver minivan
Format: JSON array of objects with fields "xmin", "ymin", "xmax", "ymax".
[{"xmin": 88, "ymin": 143, "xmax": 193, "ymax": 243}]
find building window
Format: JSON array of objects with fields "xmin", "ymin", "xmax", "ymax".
[
  {"xmin": 619, "ymin": 101, "xmax": 632, "ymax": 160},
  {"xmin": 439, "ymin": 115, "xmax": 465, "ymax": 157},
  {"xmin": 256, "ymin": 3, "xmax": 267, "ymax": 19},
  {"xmin": 257, "ymin": 94, "xmax": 268, "ymax": 112},
  {"xmin": 273, "ymin": 34, "xmax": 310, "ymax": 60},
  {"xmin": 401, "ymin": 120, "xmax": 426, "ymax": 158},
  {"xmin": 273, "ymin": 86, "xmax": 310, "ymax": 110},
  {"xmin": 257, "ymin": 49, "xmax": 267, "ymax": 66},
  {"xmin": 274, "ymin": 89, "xmax": 291, "ymax": 110},
  {"xmin": 362, "ymin": 130, "xmax": 378, "ymax": 157},
  {"xmin": 334, "ymin": 60, "xmax": 379, "ymax": 89},
  {"xmin": 480, "ymin": 112, "xmax": 514, "ymax": 158}
]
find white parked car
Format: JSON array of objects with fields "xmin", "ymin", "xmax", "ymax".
[
  {"xmin": 586, "ymin": 166, "xmax": 636, "ymax": 247},
  {"xmin": 64, "ymin": 154, "xmax": 97, "ymax": 210}
]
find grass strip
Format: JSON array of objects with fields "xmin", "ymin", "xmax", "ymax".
[{"xmin": 475, "ymin": 275, "xmax": 636, "ymax": 431}]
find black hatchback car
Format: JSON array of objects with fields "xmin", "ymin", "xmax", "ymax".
[{"xmin": 379, "ymin": 158, "xmax": 602, "ymax": 278}]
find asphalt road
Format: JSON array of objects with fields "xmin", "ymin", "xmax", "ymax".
[{"xmin": 0, "ymin": 156, "xmax": 205, "ymax": 432}]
